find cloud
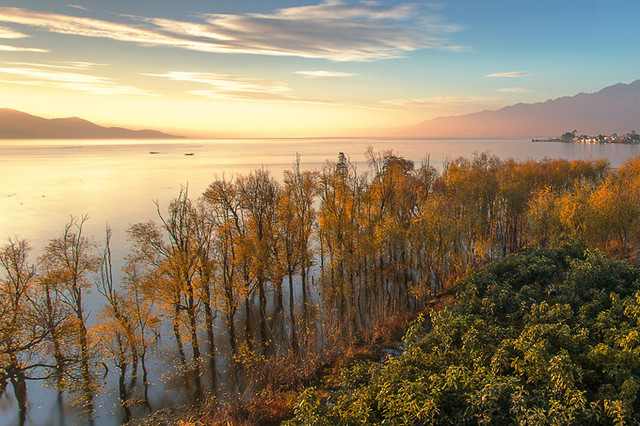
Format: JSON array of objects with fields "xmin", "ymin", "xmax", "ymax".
[
  {"xmin": 0, "ymin": 64, "xmax": 156, "ymax": 96},
  {"xmin": 294, "ymin": 70, "xmax": 358, "ymax": 79},
  {"xmin": 486, "ymin": 71, "xmax": 532, "ymax": 78},
  {"xmin": 0, "ymin": 2, "xmax": 463, "ymax": 61},
  {"xmin": 0, "ymin": 25, "xmax": 27, "ymax": 38},
  {"xmin": 381, "ymin": 95, "xmax": 497, "ymax": 108},
  {"xmin": 498, "ymin": 87, "xmax": 530, "ymax": 93},
  {"xmin": 145, "ymin": 71, "xmax": 300, "ymax": 102},
  {"xmin": 144, "ymin": 70, "xmax": 372, "ymax": 107},
  {"xmin": 64, "ymin": 61, "xmax": 107, "ymax": 69},
  {"xmin": 67, "ymin": 4, "xmax": 89, "ymax": 11},
  {"xmin": 0, "ymin": 44, "xmax": 48, "ymax": 52},
  {"xmin": 3, "ymin": 61, "xmax": 106, "ymax": 69},
  {"xmin": 0, "ymin": 7, "xmax": 189, "ymax": 48}
]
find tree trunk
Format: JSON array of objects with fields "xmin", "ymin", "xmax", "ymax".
[
  {"xmin": 226, "ymin": 303, "xmax": 237, "ymax": 358},
  {"xmin": 274, "ymin": 277, "xmax": 284, "ymax": 314},
  {"xmin": 244, "ymin": 295, "xmax": 252, "ymax": 351},
  {"xmin": 258, "ymin": 279, "xmax": 268, "ymax": 354},
  {"xmin": 185, "ymin": 286, "xmax": 203, "ymax": 400},
  {"xmin": 8, "ymin": 359, "xmax": 27, "ymax": 426},
  {"xmin": 141, "ymin": 350, "xmax": 151, "ymax": 410},
  {"xmin": 202, "ymin": 283, "xmax": 217, "ymax": 392},
  {"xmin": 172, "ymin": 302, "xmax": 187, "ymax": 369},
  {"xmin": 288, "ymin": 270, "xmax": 299, "ymax": 355},
  {"xmin": 76, "ymin": 300, "xmax": 94, "ymax": 425},
  {"xmin": 301, "ymin": 264, "xmax": 309, "ymax": 322},
  {"xmin": 117, "ymin": 348, "xmax": 131, "ymax": 424}
]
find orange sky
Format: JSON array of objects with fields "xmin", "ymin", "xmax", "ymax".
[{"xmin": 0, "ymin": 1, "xmax": 638, "ymax": 137}]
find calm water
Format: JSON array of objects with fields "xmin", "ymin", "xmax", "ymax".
[
  {"xmin": 1, "ymin": 137, "xmax": 639, "ymax": 425},
  {"xmin": 3, "ymin": 138, "xmax": 639, "ymax": 258}
]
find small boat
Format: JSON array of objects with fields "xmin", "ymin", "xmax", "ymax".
[
  {"xmin": 185, "ymin": 152, "xmax": 195, "ymax": 156},
  {"xmin": 149, "ymin": 151, "xmax": 159, "ymax": 154}
]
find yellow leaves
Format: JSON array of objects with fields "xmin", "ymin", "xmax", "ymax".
[{"xmin": 524, "ymin": 154, "xmax": 640, "ymax": 253}]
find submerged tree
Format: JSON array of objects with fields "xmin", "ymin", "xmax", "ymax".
[
  {"xmin": 237, "ymin": 169, "xmax": 281, "ymax": 353},
  {"xmin": 204, "ymin": 177, "xmax": 244, "ymax": 359},
  {"xmin": 129, "ymin": 188, "xmax": 210, "ymax": 400},
  {"xmin": 275, "ymin": 156, "xmax": 319, "ymax": 354},
  {"xmin": 40, "ymin": 216, "xmax": 100, "ymax": 423},
  {"xmin": 318, "ymin": 153, "xmax": 366, "ymax": 342},
  {"xmin": 191, "ymin": 200, "xmax": 218, "ymax": 390},
  {"xmin": 0, "ymin": 238, "xmax": 46, "ymax": 426},
  {"xmin": 96, "ymin": 227, "xmax": 140, "ymax": 422},
  {"xmin": 122, "ymin": 252, "xmax": 159, "ymax": 410}
]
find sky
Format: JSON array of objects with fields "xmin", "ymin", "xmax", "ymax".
[{"xmin": 0, "ymin": 0, "xmax": 638, "ymax": 137}]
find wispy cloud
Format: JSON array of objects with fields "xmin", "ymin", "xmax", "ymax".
[
  {"xmin": 144, "ymin": 71, "xmax": 292, "ymax": 101},
  {"xmin": 144, "ymin": 70, "xmax": 374, "ymax": 107},
  {"xmin": 0, "ymin": 64, "xmax": 156, "ymax": 96},
  {"xmin": 486, "ymin": 71, "xmax": 532, "ymax": 78},
  {"xmin": 64, "ymin": 61, "xmax": 107, "ymax": 69},
  {"xmin": 3, "ymin": 61, "xmax": 106, "ymax": 70},
  {"xmin": 0, "ymin": 7, "xmax": 189, "ymax": 49},
  {"xmin": 498, "ymin": 87, "xmax": 530, "ymax": 93},
  {"xmin": 294, "ymin": 70, "xmax": 358, "ymax": 79},
  {"xmin": 67, "ymin": 4, "xmax": 89, "ymax": 11},
  {"xmin": 0, "ymin": 25, "xmax": 27, "ymax": 38},
  {"xmin": 0, "ymin": 44, "xmax": 48, "ymax": 52},
  {"xmin": 0, "ymin": 2, "xmax": 463, "ymax": 61},
  {"xmin": 381, "ymin": 95, "xmax": 497, "ymax": 108}
]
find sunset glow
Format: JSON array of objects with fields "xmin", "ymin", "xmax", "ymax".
[{"xmin": 0, "ymin": 1, "xmax": 638, "ymax": 137}]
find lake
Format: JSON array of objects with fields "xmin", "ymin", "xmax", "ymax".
[
  {"xmin": 4, "ymin": 138, "xmax": 639, "ymax": 259},
  {"xmin": 1, "ymin": 137, "xmax": 639, "ymax": 425}
]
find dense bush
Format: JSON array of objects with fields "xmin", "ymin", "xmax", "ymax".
[{"xmin": 288, "ymin": 242, "xmax": 640, "ymax": 425}]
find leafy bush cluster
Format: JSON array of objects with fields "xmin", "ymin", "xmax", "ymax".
[{"xmin": 289, "ymin": 242, "xmax": 640, "ymax": 424}]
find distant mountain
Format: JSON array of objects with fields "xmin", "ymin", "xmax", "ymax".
[
  {"xmin": 397, "ymin": 80, "xmax": 640, "ymax": 138},
  {"xmin": 0, "ymin": 108, "xmax": 182, "ymax": 139}
]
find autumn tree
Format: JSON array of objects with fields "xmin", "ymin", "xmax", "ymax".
[
  {"xmin": 129, "ymin": 189, "xmax": 207, "ymax": 400},
  {"xmin": 0, "ymin": 238, "xmax": 46, "ymax": 426},
  {"xmin": 273, "ymin": 159, "xmax": 316, "ymax": 354},
  {"xmin": 96, "ymin": 227, "xmax": 140, "ymax": 422},
  {"xmin": 280, "ymin": 156, "xmax": 319, "ymax": 348},
  {"xmin": 318, "ymin": 153, "xmax": 366, "ymax": 342},
  {"xmin": 204, "ymin": 177, "xmax": 244, "ymax": 358},
  {"xmin": 191, "ymin": 200, "xmax": 218, "ymax": 388},
  {"xmin": 237, "ymin": 168, "xmax": 281, "ymax": 352},
  {"xmin": 40, "ymin": 216, "xmax": 101, "ymax": 423},
  {"xmin": 122, "ymin": 252, "xmax": 160, "ymax": 409},
  {"xmin": 35, "ymin": 257, "xmax": 73, "ymax": 425}
]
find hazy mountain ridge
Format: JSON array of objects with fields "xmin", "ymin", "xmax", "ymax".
[
  {"xmin": 0, "ymin": 108, "xmax": 182, "ymax": 139},
  {"xmin": 397, "ymin": 79, "xmax": 640, "ymax": 138}
]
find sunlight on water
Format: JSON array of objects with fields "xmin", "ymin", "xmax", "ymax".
[
  {"xmin": 2, "ymin": 137, "xmax": 639, "ymax": 267},
  {"xmin": 2, "ymin": 138, "xmax": 638, "ymax": 254}
]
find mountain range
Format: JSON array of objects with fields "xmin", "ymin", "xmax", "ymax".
[
  {"xmin": 0, "ymin": 108, "xmax": 181, "ymax": 139},
  {"xmin": 396, "ymin": 79, "xmax": 640, "ymax": 138},
  {"xmin": 2, "ymin": 79, "xmax": 640, "ymax": 139}
]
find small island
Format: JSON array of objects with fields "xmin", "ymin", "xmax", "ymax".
[{"xmin": 533, "ymin": 130, "xmax": 640, "ymax": 144}]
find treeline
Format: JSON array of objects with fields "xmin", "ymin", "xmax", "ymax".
[
  {"xmin": 288, "ymin": 243, "xmax": 640, "ymax": 424},
  {"xmin": 2, "ymin": 150, "xmax": 640, "ymax": 424}
]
